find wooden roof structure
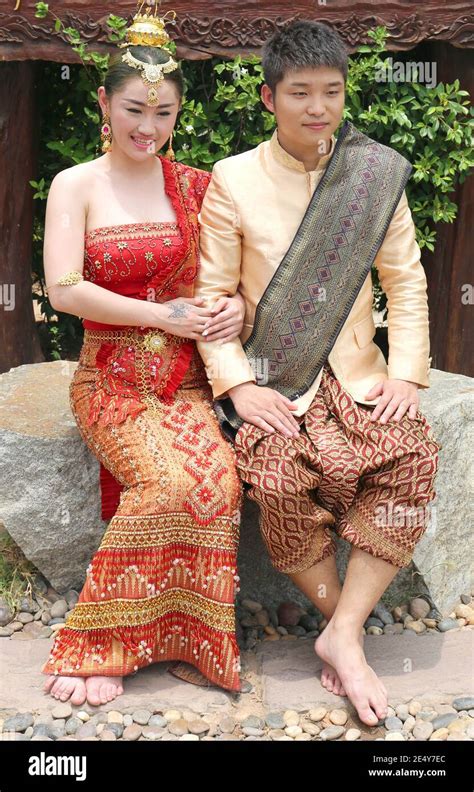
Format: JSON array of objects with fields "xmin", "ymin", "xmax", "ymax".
[{"xmin": 0, "ymin": 1, "xmax": 472, "ymax": 62}]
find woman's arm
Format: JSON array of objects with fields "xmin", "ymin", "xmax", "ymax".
[{"xmin": 44, "ymin": 169, "xmax": 211, "ymax": 337}]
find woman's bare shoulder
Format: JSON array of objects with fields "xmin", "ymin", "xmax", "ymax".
[{"xmin": 50, "ymin": 156, "xmax": 106, "ymax": 192}]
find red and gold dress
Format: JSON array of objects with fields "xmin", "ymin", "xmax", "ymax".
[{"xmin": 41, "ymin": 157, "xmax": 243, "ymax": 691}]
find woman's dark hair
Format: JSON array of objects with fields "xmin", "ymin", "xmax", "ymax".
[
  {"xmin": 262, "ymin": 21, "xmax": 348, "ymax": 92},
  {"xmin": 104, "ymin": 45, "xmax": 184, "ymax": 100}
]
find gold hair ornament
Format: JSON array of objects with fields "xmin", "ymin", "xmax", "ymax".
[{"xmin": 118, "ymin": 1, "xmax": 178, "ymax": 107}]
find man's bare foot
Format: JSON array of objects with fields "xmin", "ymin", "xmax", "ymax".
[
  {"xmin": 315, "ymin": 622, "xmax": 388, "ymax": 726},
  {"xmin": 85, "ymin": 676, "xmax": 124, "ymax": 706},
  {"xmin": 319, "ymin": 629, "xmax": 364, "ymax": 697},
  {"xmin": 43, "ymin": 675, "xmax": 87, "ymax": 706}
]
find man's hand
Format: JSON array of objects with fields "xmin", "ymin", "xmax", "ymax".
[
  {"xmin": 201, "ymin": 295, "xmax": 245, "ymax": 343},
  {"xmin": 365, "ymin": 379, "xmax": 420, "ymax": 423},
  {"xmin": 228, "ymin": 382, "xmax": 300, "ymax": 438}
]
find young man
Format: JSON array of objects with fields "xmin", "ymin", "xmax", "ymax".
[{"xmin": 195, "ymin": 21, "xmax": 440, "ymax": 727}]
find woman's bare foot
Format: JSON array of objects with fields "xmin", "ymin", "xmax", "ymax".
[
  {"xmin": 85, "ymin": 676, "xmax": 124, "ymax": 706},
  {"xmin": 315, "ymin": 622, "xmax": 388, "ymax": 726},
  {"xmin": 43, "ymin": 675, "xmax": 87, "ymax": 706}
]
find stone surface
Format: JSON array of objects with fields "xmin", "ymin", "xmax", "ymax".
[
  {"xmin": 0, "ymin": 361, "xmax": 106, "ymax": 593},
  {"xmin": 256, "ymin": 629, "xmax": 474, "ymax": 711},
  {"xmin": 0, "ymin": 638, "xmax": 236, "ymax": 713}
]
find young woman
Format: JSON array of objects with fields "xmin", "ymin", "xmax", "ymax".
[{"xmin": 41, "ymin": 30, "xmax": 244, "ymax": 707}]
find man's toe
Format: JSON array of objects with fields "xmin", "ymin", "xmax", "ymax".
[{"xmin": 357, "ymin": 701, "xmax": 379, "ymax": 727}]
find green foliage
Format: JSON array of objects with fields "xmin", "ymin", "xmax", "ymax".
[{"xmin": 32, "ymin": 6, "xmax": 473, "ymax": 356}]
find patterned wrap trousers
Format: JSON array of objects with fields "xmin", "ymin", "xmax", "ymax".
[
  {"xmin": 41, "ymin": 335, "xmax": 243, "ymax": 691},
  {"xmin": 234, "ymin": 363, "xmax": 441, "ymax": 573}
]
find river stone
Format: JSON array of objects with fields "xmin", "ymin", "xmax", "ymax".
[
  {"xmin": 320, "ymin": 725, "xmax": 345, "ymax": 741},
  {"xmin": 75, "ymin": 722, "xmax": 97, "ymax": 740},
  {"xmin": 141, "ymin": 726, "xmax": 165, "ymax": 740},
  {"xmin": 0, "ymin": 601, "xmax": 14, "ymax": 627},
  {"xmin": 21, "ymin": 620, "xmax": 43, "ymax": 636},
  {"xmin": 17, "ymin": 612, "xmax": 34, "ymax": 624},
  {"xmin": 240, "ymin": 598, "xmax": 263, "ymax": 614},
  {"xmin": 452, "ymin": 697, "xmax": 474, "ymax": 711},
  {"xmin": 242, "ymin": 715, "xmax": 264, "ymax": 730},
  {"xmin": 345, "ymin": 728, "xmax": 361, "ymax": 741},
  {"xmin": 51, "ymin": 702, "xmax": 72, "ymax": 720},
  {"xmin": 105, "ymin": 723, "xmax": 124, "ymax": 739},
  {"xmin": 242, "ymin": 727, "xmax": 264, "ymax": 737},
  {"xmin": 65, "ymin": 717, "xmax": 83, "ymax": 735},
  {"xmin": 413, "ymin": 721, "xmax": 434, "ymax": 740},
  {"xmin": 32, "ymin": 724, "xmax": 50, "ymax": 738},
  {"xmin": 405, "ymin": 620, "xmax": 427, "ymax": 634},
  {"xmin": 50, "ymin": 600, "xmax": 68, "ymax": 619},
  {"xmin": 372, "ymin": 603, "xmax": 394, "ymax": 625},
  {"xmin": 132, "ymin": 709, "xmax": 152, "ymax": 726},
  {"xmin": 3, "ymin": 713, "xmax": 34, "ymax": 732},
  {"xmin": 298, "ymin": 614, "xmax": 319, "ymax": 631},
  {"xmin": 432, "ymin": 713, "xmax": 458, "ymax": 730},
  {"xmin": 385, "ymin": 716, "xmax": 403, "ymax": 731},
  {"xmin": 409, "ymin": 598, "xmax": 431, "ymax": 620},
  {"xmin": 285, "ymin": 725, "xmax": 303, "ymax": 737},
  {"xmin": 18, "ymin": 597, "xmax": 38, "ymax": 614},
  {"xmin": 265, "ymin": 712, "xmax": 286, "ymax": 730},
  {"xmin": 123, "ymin": 724, "xmax": 142, "ymax": 741},
  {"xmin": 148, "ymin": 714, "xmax": 167, "ymax": 728},
  {"xmin": 309, "ymin": 708, "xmax": 327, "ymax": 722},
  {"xmin": 381, "ymin": 624, "xmax": 402, "ymax": 637},
  {"xmin": 188, "ymin": 719, "xmax": 210, "ymax": 736},
  {"xmin": 365, "ymin": 617, "xmax": 385, "ymax": 629},
  {"xmin": 277, "ymin": 601, "xmax": 305, "ymax": 627},
  {"xmin": 437, "ymin": 618, "xmax": 459, "ymax": 632},
  {"xmin": 329, "ymin": 709, "xmax": 348, "ymax": 726}
]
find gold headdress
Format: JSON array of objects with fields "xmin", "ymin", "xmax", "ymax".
[{"xmin": 118, "ymin": 1, "xmax": 178, "ymax": 107}]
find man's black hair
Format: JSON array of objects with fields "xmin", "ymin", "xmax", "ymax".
[{"xmin": 262, "ymin": 20, "xmax": 348, "ymax": 92}]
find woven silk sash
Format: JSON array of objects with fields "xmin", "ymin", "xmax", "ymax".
[{"xmin": 215, "ymin": 121, "xmax": 413, "ymax": 437}]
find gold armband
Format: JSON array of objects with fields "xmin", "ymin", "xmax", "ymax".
[{"xmin": 54, "ymin": 271, "xmax": 84, "ymax": 286}]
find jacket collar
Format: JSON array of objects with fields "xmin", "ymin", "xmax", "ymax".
[{"xmin": 270, "ymin": 128, "xmax": 336, "ymax": 173}]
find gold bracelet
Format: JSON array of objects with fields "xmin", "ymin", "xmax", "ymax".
[{"xmin": 54, "ymin": 271, "xmax": 84, "ymax": 286}]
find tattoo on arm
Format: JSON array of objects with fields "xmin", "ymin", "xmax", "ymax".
[{"xmin": 168, "ymin": 302, "xmax": 190, "ymax": 319}]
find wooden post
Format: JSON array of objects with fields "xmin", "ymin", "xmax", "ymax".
[
  {"xmin": 0, "ymin": 61, "xmax": 44, "ymax": 373},
  {"xmin": 419, "ymin": 43, "xmax": 473, "ymax": 377}
]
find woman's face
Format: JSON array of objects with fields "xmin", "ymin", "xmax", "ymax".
[{"xmin": 98, "ymin": 75, "xmax": 181, "ymax": 159}]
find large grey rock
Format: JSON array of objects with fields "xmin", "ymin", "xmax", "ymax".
[
  {"xmin": 0, "ymin": 362, "xmax": 472, "ymax": 614},
  {"xmin": 0, "ymin": 361, "xmax": 104, "ymax": 591}
]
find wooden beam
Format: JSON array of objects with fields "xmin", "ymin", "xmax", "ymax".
[{"xmin": 0, "ymin": 1, "xmax": 472, "ymax": 63}]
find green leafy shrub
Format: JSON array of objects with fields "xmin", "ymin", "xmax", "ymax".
[{"xmin": 32, "ymin": 6, "xmax": 473, "ymax": 357}]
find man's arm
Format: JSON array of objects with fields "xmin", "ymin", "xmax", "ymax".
[
  {"xmin": 195, "ymin": 161, "xmax": 256, "ymax": 398},
  {"xmin": 195, "ymin": 161, "xmax": 300, "ymax": 438},
  {"xmin": 375, "ymin": 190, "xmax": 431, "ymax": 388}
]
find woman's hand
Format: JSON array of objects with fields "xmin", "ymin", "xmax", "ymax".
[
  {"xmin": 158, "ymin": 297, "xmax": 213, "ymax": 340},
  {"xmin": 201, "ymin": 294, "xmax": 246, "ymax": 343}
]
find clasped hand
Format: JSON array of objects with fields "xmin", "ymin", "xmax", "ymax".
[{"xmin": 162, "ymin": 295, "xmax": 245, "ymax": 342}]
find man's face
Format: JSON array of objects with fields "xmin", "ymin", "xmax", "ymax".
[{"xmin": 261, "ymin": 66, "xmax": 345, "ymax": 154}]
